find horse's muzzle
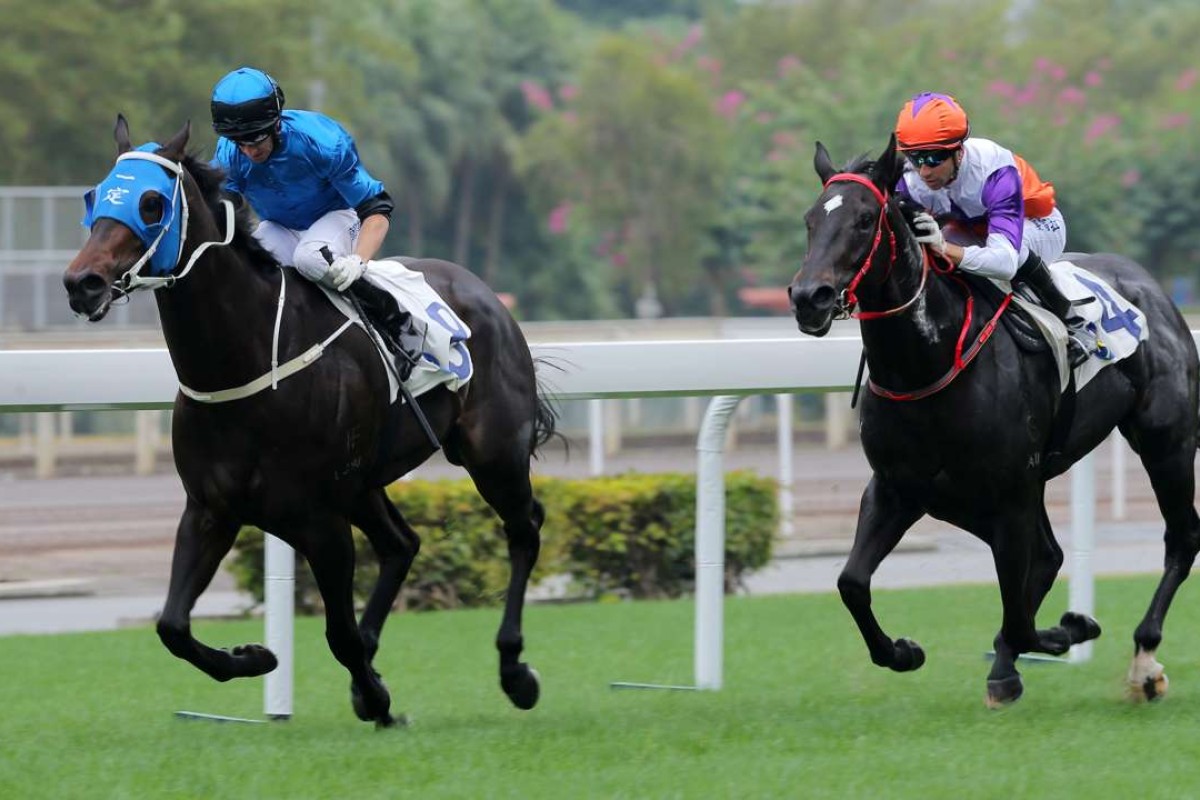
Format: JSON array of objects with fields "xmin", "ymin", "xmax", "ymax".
[
  {"xmin": 63, "ymin": 270, "xmax": 114, "ymax": 321},
  {"xmin": 789, "ymin": 281, "xmax": 835, "ymax": 337}
]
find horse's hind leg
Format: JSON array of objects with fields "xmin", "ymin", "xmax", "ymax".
[
  {"xmin": 838, "ymin": 477, "xmax": 926, "ymax": 673},
  {"xmin": 1126, "ymin": 429, "xmax": 1200, "ymax": 701},
  {"xmin": 986, "ymin": 505, "xmax": 1100, "ymax": 708},
  {"xmin": 299, "ymin": 513, "xmax": 396, "ymax": 726},
  {"xmin": 350, "ymin": 489, "xmax": 420, "ymax": 662},
  {"xmin": 157, "ymin": 500, "xmax": 277, "ymax": 680},
  {"xmin": 460, "ymin": 446, "xmax": 544, "ymax": 710}
]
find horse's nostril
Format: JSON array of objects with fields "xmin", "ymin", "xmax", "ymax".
[
  {"xmin": 809, "ymin": 286, "xmax": 836, "ymax": 311},
  {"xmin": 66, "ymin": 272, "xmax": 108, "ymax": 299},
  {"xmin": 79, "ymin": 274, "xmax": 108, "ymax": 295}
]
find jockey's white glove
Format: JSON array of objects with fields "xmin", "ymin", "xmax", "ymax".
[
  {"xmin": 911, "ymin": 212, "xmax": 946, "ymax": 255},
  {"xmin": 325, "ymin": 254, "xmax": 367, "ymax": 292}
]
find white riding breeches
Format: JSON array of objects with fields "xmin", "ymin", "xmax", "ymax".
[
  {"xmin": 945, "ymin": 206, "xmax": 1067, "ymax": 277},
  {"xmin": 253, "ymin": 208, "xmax": 362, "ymax": 282},
  {"xmin": 1020, "ymin": 207, "xmax": 1067, "ymax": 265}
]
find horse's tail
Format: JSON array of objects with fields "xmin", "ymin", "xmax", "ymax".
[{"xmin": 531, "ymin": 356, "xmax": 567, "ymax": 459}]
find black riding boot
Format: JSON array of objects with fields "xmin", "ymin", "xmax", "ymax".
[
  {"xmin": 349, "ymin": 280, "xmax": 426, "ymax": 382},
  {"xmin": 1013, "ymin": 252, "xmax": 1089, "ymax": 367}
]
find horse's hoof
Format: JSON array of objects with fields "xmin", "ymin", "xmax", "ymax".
[
  {"xmin": 1128, "ymin": 671, "xmax": 1166, "ymax": 700},
  {"xmin": 351, "ymin": 673, "xmax": 392, "ymax": 723},
  {"xmin": 986, "ymin": 675, "xmax": 1024, "ymax": 708},
  {"xmin": 891, "ymin": 638, "xmax": 926, "ymax": 672},
  {"xmin": 501, "ymin": 664, "xmax": 541, "ymax": 710},
  {"xmin": 374, "ymin": 712, "xmax": 410, "ymax": 730},
  {"xmin": 1059, "ymin": 612, "xmax": 1102, "ymax": 643},
  {"xmin": 1129, "ymin": 672, "xmax": 1169, "ymax": 703},
  {"xmin": 228, "ymin": 644, "xmax": 278, "ymax": 677},
  {"xmin": 1127, "ymin": 651, "xmax": 1169, "ymax": 703}
]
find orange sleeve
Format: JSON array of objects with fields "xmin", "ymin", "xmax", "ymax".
[{"xmin": 1014, "ymin": 154, "xmax": 1056, "ymax": 218}]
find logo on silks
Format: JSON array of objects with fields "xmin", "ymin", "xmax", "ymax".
[{"xmin": 82, "ymin": 143, "xmax": 185, "ymax": 276}]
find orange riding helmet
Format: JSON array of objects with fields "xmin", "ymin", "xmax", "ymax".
[{"xmin": 895, "ymin": 92, "xmax": 970, "ymax": 151}]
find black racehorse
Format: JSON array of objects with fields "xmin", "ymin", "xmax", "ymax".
[
  {"xmin": 64, "ymin": 117, "xmax": 556, "ymax": 727},
  {"xmin": 788, "ymin": 135, "xmax": 1200, "ymax": 706}
]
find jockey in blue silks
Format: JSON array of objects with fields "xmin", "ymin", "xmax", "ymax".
[{"xmin": 210, "ymin": 66, "xmax": 394, "ymax": 293}]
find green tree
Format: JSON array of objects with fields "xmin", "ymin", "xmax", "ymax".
[
  {"xmin": 0, "ymin": 0, "xmax": 317, "ymax": 184},
  {"xmin": 522, "ymin": 35, "xmax": 730, "ymax": 315}
]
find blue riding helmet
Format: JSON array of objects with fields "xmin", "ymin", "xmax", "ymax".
[
  {"xmin": 82, "ymin": 143, "xmax": 184, "ymax": 277},
  {"xmin": 211, "ymin": 67, "xmax": 286, "ymax": 140}
]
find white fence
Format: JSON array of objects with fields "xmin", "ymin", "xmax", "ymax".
[
  {"xmin": 0, "ymin": 336, "xmax": 1162, "ymax": 715},
  {"xmin": 0, "ymin": 339, "xmax": 861, "ymax": 715}
]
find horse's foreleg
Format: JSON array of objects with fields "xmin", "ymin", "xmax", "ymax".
[
  {"xmin": 301, "ymin": 515, "xmax": 396, "ymax": 727},
  {"xmin": 838, "ymin": 477, "xmax": 925, "ymax": 673},
  {"xmin": 350, "ymin": 490, "xmax": 420, "ymax": 663},
  {"xmin": 1128, "ymin": 448, "xmax": 1200, "ymax": 702},
  {"xmin": 156, "ymin": 501, "xmax": 277, "ymax": 680}
]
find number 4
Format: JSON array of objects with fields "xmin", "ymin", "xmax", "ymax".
[{"xmin": 1075, "ymin": 275, "xmax": 1142, "ymax": 340}]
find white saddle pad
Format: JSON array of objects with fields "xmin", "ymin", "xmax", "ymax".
[
  {"xmin": 319, "ymin": 259, "xmax": 474, "ymax": 403},
  {"xmin": 1004, "ymin": 260, "xmax": 1148, "ymax": 392}
]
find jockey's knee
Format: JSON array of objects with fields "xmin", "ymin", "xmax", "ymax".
[{"xmin": 293, "ymin": 240, "xmax": 341, "ymax": 283}]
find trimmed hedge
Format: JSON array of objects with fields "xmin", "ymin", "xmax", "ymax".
[{"xmin": 228, "ymin": 471, "xmax": 777, "ymax": 613}]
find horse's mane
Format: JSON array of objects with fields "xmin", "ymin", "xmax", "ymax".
[
  {"xmin": 840, "ymin": 151, "xmax": 921, "ymax": 226},
  {"xmin": 182, "ymin": 152, "xmax": 280, "ymax": 276},
  {"xmin": 842, "ymin": 153, "xmax": 874, "ymax": 175}
]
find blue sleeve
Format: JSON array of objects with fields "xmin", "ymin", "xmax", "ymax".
[{"xmin": 322, "ymin": 132, "xmax": 384, "ymax": 210}]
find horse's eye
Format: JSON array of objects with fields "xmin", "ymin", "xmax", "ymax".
[{"xmin": 140, "ymin": 192, "xmax": 165, "ymax": 224}]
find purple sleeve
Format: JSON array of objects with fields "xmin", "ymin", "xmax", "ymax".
[{"xmin": 980, "ymin": 166, "xmax": 1025, "ymax": 251}]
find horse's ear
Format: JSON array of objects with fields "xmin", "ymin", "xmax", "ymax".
[
  {"xmin": 161, "ymin": 120, "xmax": 191, "ymax": 160},
  {"xmin": 873, "ymin": 133, "xmax": 903, "ymax": 195},
  {"xmin": 814, "ymin": 141, "xmax": 836, "ymax": 184},
  {"xmin": 114, "ymin": 114, "xmax": 132, "ymax": 155}
]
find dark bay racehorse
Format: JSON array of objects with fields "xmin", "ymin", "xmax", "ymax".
[
  {"xmin": 789, "ymin": 135, "xmax": 1200, "ymax": 706},
  {"xmin": 63, "ymin": 118, "xmax": 556, "ymax": 726}
]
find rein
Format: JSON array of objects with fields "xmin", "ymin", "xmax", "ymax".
[{"xmin": 820, "ymin": 171, "xmax": 1013, "ymax": 402}]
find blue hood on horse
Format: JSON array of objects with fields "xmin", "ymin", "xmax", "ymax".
[{"xmin": 83, "ymin": 143, "xmax": 184, "ymax": 276}]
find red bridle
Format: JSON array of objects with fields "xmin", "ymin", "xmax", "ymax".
[
  {"xmin": 820, "ymin": 171, "xmax": 1013, "ymax": 401},
  {"xmin": 821, "ymin": 172, "xmax": 922, "ymax": 320}
]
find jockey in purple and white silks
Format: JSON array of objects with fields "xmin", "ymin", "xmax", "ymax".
[
  {"xmin": 210, "ymin": 66, "xmax": 394, "ymax": 293},
  {"xmin": 893, "ymin": 91, "xmax": 1087, "ymax": 364}
]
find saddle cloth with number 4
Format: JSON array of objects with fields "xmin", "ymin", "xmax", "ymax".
[
  {"xmin": 1004, "ymin": 260, "xmax": 1148, "ymax": 393},
  {"xmin": 319, "ymin": 258, "xmax": 474, "ymax": 404}
]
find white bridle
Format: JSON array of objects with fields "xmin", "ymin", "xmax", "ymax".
[{"xmin": 111, "ymin": 150, "xmax": 235, "ymax": 294}]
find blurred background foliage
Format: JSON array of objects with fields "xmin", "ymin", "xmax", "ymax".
[{"xmin": 3, "ymin": 0, "xmax": 1198, "ymax": 318}]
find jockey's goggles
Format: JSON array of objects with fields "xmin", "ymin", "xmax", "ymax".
[
  {"xmin": 233, "ymin": 130, "xmax": 272, "ymax": 147},
  {"xmin": 905, "ymin": 149, "xmax": 956, "ymax": 168}
]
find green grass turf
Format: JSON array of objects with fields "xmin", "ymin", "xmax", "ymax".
[{"xmin": 2, "ymin": 576, "xmax": 1200, "ymax": 799}]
